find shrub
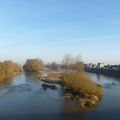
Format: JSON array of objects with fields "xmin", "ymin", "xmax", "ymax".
[
  {"xmin": 23, "ymin": 59, "xmax": 44, "ymax": 72},
  {"xmin": 62, "ymin": 71, "xmax": 102, "ymax": 98},
  {"xmin": 0, "ymin": 60, "xmax": 21, "ymax": 80}
]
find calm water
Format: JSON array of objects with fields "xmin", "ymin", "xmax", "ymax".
[{"xmin": 0, "ymin": 72, "xmax": 120, "ymax": 120}]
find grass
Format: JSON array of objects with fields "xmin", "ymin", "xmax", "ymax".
[{"xmin": 62, "ymin": 71, "xmax": 102, "ymax": 98}]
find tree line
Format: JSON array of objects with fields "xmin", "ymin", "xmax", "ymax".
[{"xmin": 23, "ymin": 54, "xmax": 84, "ymax": 72}]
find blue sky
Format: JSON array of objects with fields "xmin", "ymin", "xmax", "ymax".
[{"xmin": 0, "ymin": 0, "xmax": 120, "ymax": 64}]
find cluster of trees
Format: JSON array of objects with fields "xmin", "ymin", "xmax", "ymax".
[
  {"xmin": 46, "ymin": 62, "xmax": 60, "ymax": 70},
  {"xmin": 0, "ymin": 60, "xmax": 21, "ymax": 80},
  {"xmin": 23, "ymin": 59, "xmax": 44, "ymax": 72},
  {"xmin": 61, "ymin": 54, "xmax": 84, "ymax": 71},
  {"xmin": 45, "ymin": 54, "xmax": 84, "ymax": 71},
  {"xmin": 23, "ymin": 54, "xmax": 84, "ymax": 72}
]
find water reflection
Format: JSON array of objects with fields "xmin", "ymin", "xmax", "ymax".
[
  {"xmin": 62, "ymin": 100, "xmax": 83, "ymax": 112},
  {"xmin": 0, "ymin": 72, "xmax": 120, "ymax": 120},
  {"xmin": 25, "ymin": 72, "xmax": 40, "ymax": 81},
  {"xmin": 87, "ymin": 72, "xmax": 120, "ymax": 88},
  {"xmin": 0, "ymin": 76, "xmax": 13, "ymax": 86},
  {"xmin": 96, "ymin": 74, "xmax": 104, "ymax": 81}
]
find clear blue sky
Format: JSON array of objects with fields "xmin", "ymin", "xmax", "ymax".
[{"xmin": 0, "ymin": 0, "xmax": 120, "ymax": 64}]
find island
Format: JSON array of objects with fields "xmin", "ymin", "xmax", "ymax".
[{"xmin": 23, "ymin": 54, "xmax": 102, "ymax": 109}]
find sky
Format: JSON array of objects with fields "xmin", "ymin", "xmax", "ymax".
[{"xmin": 0, "ymin": 0, "xmax": 120, "ymax": 64}]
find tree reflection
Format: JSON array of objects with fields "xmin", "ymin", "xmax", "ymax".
[
  {"xmin": 24, "ymin": 72, "xmax": 40, "ymax": 81},
  {"xmin": 0, "ymin": 76, "xmax": 13, "ymax": 85}
]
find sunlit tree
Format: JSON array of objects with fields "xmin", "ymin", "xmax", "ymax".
[{"xmin": 23, "ymin": 58, "xmax": 44, "ymax": 72}]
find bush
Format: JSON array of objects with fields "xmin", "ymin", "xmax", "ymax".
[
  {"xmin": 0, "ymin": 60, "xmax": 21, "ymax": 80},
  {"xmin": 23, "ymin": 59, "xmax": 44, "ymax": 72},
  {"xmin": 62, "ymin": 71, "xmax": 102, "ymax": 98}
]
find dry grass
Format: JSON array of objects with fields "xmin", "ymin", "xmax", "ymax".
[
  {"xmin": 39, "ymin": 71, "xmax": 62, "ymax": 82},
  {"xmin": 47, "ymin": 71, "xmax": 61, "ymax": 78},
  {"xmin": 62, "ymin": 71, "xmax": 102, "ymax": 98}
]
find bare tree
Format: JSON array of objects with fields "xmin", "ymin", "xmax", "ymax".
[
  {"xmin": 50, "ymin": 62, "xmax": 60, "ymax": 70},
  {"xmin": 62, "ymin": 54, "xmax": 73, "ymax": 69},
  {"xmin": 62, "ymin": 53, "xmax": 84, "ymax": 71}
]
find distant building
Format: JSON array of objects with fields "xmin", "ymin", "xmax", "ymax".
[
  {"xmin": 88, "ymin": 63, "xmax": 93, "ymax": 68},
  {"xmin": 97, "ymin": 63, "xmax": 104, "ymax": 68},
  {"xmin": 110, "ymin": 65, "xmax": 120, "ymax": 71},
  {"xmin": 92, "ymin": 64, "xmax": 97, "ymax": 68},
  {"xmin": 85, "ymin": 62, "xmax": 120, "ymax": 71},
  {"xmin": 86, "ymin": 63, "xmax": 97, "ymax": 69},
  {"xmin": 104, "ymin": 65, "xmax": 110, "ymax": 70}
]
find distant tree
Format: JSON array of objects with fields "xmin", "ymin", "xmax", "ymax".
[
  {"xmin": 46, "ymin": 63, "xmax": 51, "ymax": 69},
  {"xmin": 0, "ymin": 62, "xmax": 5, "ymax": 80},
  {"xmin": 0, "ymin": 60, "xmax": 21, "ymax": 80},
  {"xmin": 62, "ymin": 54, "xmax": 73, "ymax": 69},
  {"xmin": 62, "ymin": 53, "xmax": 84, "ymax": 71},
  {"xmin": 23, "ymin": 58, "xmax": 44, "ymax": 72},
  {"xmin": 3, "ymin": 60, "xmax": 14, "ymax": 76},
  {"xmin": 14, "ymin": 63, "xmax": 22, "ymax": 72},
  {"xmin": 50, "ymin": 62, "xmax": 60, "ymax": 70}
]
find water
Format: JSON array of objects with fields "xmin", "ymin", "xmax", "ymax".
[{"xmin": 0, "ymin": 72, "xmax": 120, "ymax": 120}]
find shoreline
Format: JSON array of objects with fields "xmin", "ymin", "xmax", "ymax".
[{"xmin": 85, "ymin": 68, "xmax": 120, "ymax": 77}]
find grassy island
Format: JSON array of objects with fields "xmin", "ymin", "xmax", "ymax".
[
  {"xmin": 61, "ymin": 54, "xmax": 102, "ymax": 108},
  {"xmin": 62, "ymin": 71, "xmax": 102, "ymax": 108},
  {"xmin": 62, "ymin": 71, "xmax": 102, "ymax": 98},
  {"xmin": 23, "ymin": 54, "xmax": 103, "ymax": 108}
]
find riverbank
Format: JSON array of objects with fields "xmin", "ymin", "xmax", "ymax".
[{"xmin": 85, "ymin": 68, "xmax": 120, "ymax": 77}]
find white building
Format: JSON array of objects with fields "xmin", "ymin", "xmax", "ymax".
[
  {"xmin": 88, "ymin": 63, "xmax": 93, "ymax": 68},
  {"xmin": 97, "ymin": 63, "xmax": 104, "ymax": 68}
]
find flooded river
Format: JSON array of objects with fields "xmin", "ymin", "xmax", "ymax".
[{"xmin": 0, "ymin": 72, "xmax": 120, "ymax": 120}]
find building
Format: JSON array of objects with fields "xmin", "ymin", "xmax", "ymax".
[
  {"xmin": 110, "ymin": 65, "xmax": 120, "ymax": 71},
  {"xmin": 97, "ymin": 63, "xmax": 104, "ymax": 69}
]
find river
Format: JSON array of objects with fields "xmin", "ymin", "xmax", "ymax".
[{"xmin": 0, "ymin": 72, "xmax": 120, "ymax": 120}]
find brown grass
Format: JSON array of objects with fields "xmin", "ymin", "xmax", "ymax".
[
  {"xmin": 62, "ymin": 71, "xmax": 102, "ymax": 98},
  {"xmin": 47, "ymin": 71, "xmax": 61, "ymax": 78}
]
